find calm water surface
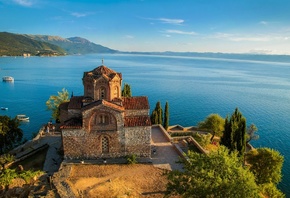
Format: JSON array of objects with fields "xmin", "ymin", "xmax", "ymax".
[{"xmin": 1, "ymin": 54, "xmax": 290, "ymax": 194}]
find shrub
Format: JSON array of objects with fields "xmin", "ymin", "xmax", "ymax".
[
  {"xmin": 127, "ymin": 154, "xmax": 137, "ymax": 164},
  {"xmin": 192, "ymin": 133, "xmax": 211, "ymax": 147},
  {"xmin": 0, "ymin": 168, "xmax": 17, "ymax": 187}
]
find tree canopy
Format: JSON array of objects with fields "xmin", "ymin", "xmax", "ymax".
[
  {"xmin": 259, "ymin": 183, "xmax": 285, "ymax": 198},
  {"xmin": 0, "ymin": 116, "xmax": 23, "ymax": 154},
  {"xmin": 166, "ymin": 146, "xmax": 260, "ymax": 198},
  {"xmin": 246, "ymin": 148, "xmax": 284, "ymax": 185},
  {"xmin": 121, "ymin": 83, "xmax": 132, "ymax": 97},
  {"xmin": 198, "ymin": 113, "xmax": 224, "ymax": 142},
  {"xmin": 220, "ymin": 108, "xmax": 246, "ymax": 156},
  {"xmin": 46, "ymin": 88, "xmax": 69, "ymax": 122},
  {"xmin": 163, "ymin": 101, "xmax": 169, "ymax": 130},
  {"xmin": 150, "ymin": 101, "xmax": 163, "ymax": 125},
  {"xmin": 246, "ymin": 123, "xmax": 259, "ymax": 144}
]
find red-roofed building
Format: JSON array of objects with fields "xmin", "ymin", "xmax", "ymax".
[{"xmin": 60, "ymin": 64, "xmax": 151, "ymax": 160}]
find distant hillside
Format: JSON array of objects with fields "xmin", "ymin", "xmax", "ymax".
[
  {"xmin": 26, "ymin": 35, "xmax": 117, "ymax": 55},
  {"xmin": 0, "ymin": 32, "xmax": 66, "ymax": 56}
]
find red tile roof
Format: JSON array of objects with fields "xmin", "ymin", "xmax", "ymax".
[
  {"xmin": 122, "ymin": 96, "xmax": 150, "ymax": 110},
  {"xmin": 124, "ymin": 116, "xmax": 151, "ymax": 127},
  {"xmin": 83, "ymin": 65, "xmax": 122, "ymax": 81}
]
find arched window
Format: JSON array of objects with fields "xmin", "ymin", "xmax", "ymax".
[
  {"xmin": 97, "ymin": 114, "xmax": 109, "ymax": 125},
  {"xmin": 100, "ymin": 87, "xmax": 106, "ymax": 99},
  {"xmin": 102, "ymin": 136, "xmax": 109, "ymax": 153}
]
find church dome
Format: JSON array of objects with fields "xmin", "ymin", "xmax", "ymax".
[{"xmin": 83, "ymin": 65, "xmax": 122, "ymax": 80}]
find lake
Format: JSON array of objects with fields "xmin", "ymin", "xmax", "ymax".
[{"xmin": 1, "ymin": 53, "xmax": 290, "ymax": 195}]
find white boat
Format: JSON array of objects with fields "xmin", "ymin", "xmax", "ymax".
[
  {"xmin": 2, "ymin": 76, "xmax": 14, "ymax": 82},
  {"xmin": 17, "ymin": 114, "xmax": 29, "ymax": 121},
  {"xmin": 1, "ymin": 107, "xmax": 8, "ymax": 110}
]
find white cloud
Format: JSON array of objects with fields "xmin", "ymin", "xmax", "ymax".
[
  {"xmin": 12, "ymin": 0, "xmax": 36, "ymax": 7},
  {"xmin": 259, "ymin": 21, "xmax": 268, "ymax": 25},
  {"xmin": 165, "ymin": 29, "xmax": 197, "ymax": 35},
  {"xmin": 142, "ymin": 17, "xmax": 184, "ymax": 25},
  {"xmin": 229, "ymin": 36, "xmax": 270, "ymax": 42},
  {"xmin": 124, "ymin": 35, "xmax": 134, "ymax": 39},
  {"xmin": 158, "ymin": 18, "xmax": 184, "ymax": 25},
  {"xmin": 210, "ymin": 32, "xmax": 280, "ymax": 42},
  {"xmin": 210, "ymin": 32, "xmax": 234, "ymax": 39},
  {"xmin": 71, "ymin": 12, "xmax": 94, "ymax": 18}
]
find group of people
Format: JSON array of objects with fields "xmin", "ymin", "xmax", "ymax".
[{"xmin": 45, "ymin": 121, "xmax": 56, "ymax": 134}]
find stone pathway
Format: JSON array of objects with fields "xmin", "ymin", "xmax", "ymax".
[
  {"xmin": 42, "ymin": 134, "xmax": 62, "ymax": 175},
  {"xmin": 151, "ymin": 125, "xmax": 184, "ymax": 171}
]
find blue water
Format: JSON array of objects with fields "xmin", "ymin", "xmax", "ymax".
[{"xmin": 1, "ymin": 54, "xmax": 290, "ymax": 195}]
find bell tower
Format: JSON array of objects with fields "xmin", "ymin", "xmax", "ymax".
[{"xmin": 82, "ymin": 62, "xmax": 122, "ymax": 101}]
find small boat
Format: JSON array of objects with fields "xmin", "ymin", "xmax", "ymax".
[
  {"xmin": 17, "ymin": 114, "xmax": 29, "ymax": 121},
  {"xmin": 1, "ymin": 107, "xmax": 8, "ymax": 110},
  {"xmin": 2, "ymin": 76, "xmax": 14, "ymax": 82}
]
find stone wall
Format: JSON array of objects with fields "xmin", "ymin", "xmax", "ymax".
[
  {"xmin": 62, "ymin": 129, "xmax": 126, "ymax": 159},
  {"xmin": 125, "ymin": 126, "xmax": 151, "ymax": 157}
]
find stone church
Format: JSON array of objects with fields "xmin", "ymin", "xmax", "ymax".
[{"xmin": 59, "ymin": 64, "xmax": 151, "ymax": 160}]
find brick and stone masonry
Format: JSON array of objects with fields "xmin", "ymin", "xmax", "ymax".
[{"xmin": 59, "ymin": 64, "xmax": 151, "ymax": 160}]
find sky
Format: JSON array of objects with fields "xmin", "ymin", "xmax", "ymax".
[{"xmin": 1, "ymin": 0, "xmax": 290, "ymax": 54}]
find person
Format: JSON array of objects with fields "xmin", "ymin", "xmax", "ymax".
[
  {"xmin": 52, "ymin": 125, "xmax": 55, "ymax": 135},
  {"xmin": 46, "ymin": 125, "xmax": 50, "ymax": 133}
]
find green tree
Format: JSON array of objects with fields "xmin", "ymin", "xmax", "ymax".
[
  {"xmin": 166, "ymin": 146, "xmax": 260, "ymax": 198},
  {"xmin": 150, "ymin": 101, "xmax": 163, "ymax": 125},
  {"xmin": 0, "ymin": 116, "xmax": 23, "ymax": 154},
  {"xmin": 220, "ymin": 108, "xmax": 246, "ymax": 156},
  {"xmin": 246, "ymin": 148, "xmax": 284, "ymax": 185},
  {"xmin": 150, "ymin": 110, "xmax": 158, "ymax": 125},
  {"xmin": 121, "ymin": 83, "xmax": 132, "ymax": 97},
  {"xmin": 198, "ymin": 113, "xmax": 225, "ymax": 142},
  {"xmin": 163, "ymin": 101, "xmax": 169, "ymax": 130},
  {"xmin": 259, "ymin": 183, "xmax": 285, "ymax": 198},
  {"xmin": 246, "ymin": 123, "xmax": 259, "ymax": 144},
  {"xmin": 46, "ymin": 88, "xmax": 69, "ymax": 122}
]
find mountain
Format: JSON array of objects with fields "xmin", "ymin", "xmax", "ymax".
[
  {"xmin": 26, "ymin": 35, "xmax": 117, "ymax": 55},
  {"xmin": 0, "ymin": 32, "xmax": 66, "ymax": 56}
]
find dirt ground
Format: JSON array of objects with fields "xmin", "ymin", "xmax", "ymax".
[{"xmin": 67, "ymin": 164, "xmax": 177, "ymax": 198}]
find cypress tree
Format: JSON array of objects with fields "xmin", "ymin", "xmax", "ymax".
[
  {"xmin": 163, "ymin": 101, "xmax": 169, "ymax": 130},
  {"xmin": 220, "ymin": 108, "xmax": 246, "ymax": 156},
  {"xmin": 150, "ymin": 101, "xmax": 163, "ymax": 125},
  {"xmin": 156, "ymin": 101, "xmax": 163, "ymax": 125},
  {"xmin": 122, "ymin": 83, "xmax": 132, "ymax": 97},
  {"xmin": 150, "ymin": 110, "xmax": 158, "ymax": 125}
]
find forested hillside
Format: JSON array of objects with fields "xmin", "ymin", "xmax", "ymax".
[
  {"xmin": 26, "ymin": 35, "xmax": 117, "ymax": 55},
  {"xmin": 0, "ymin": 32, "xmax": 66, "ymax": 56}
]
